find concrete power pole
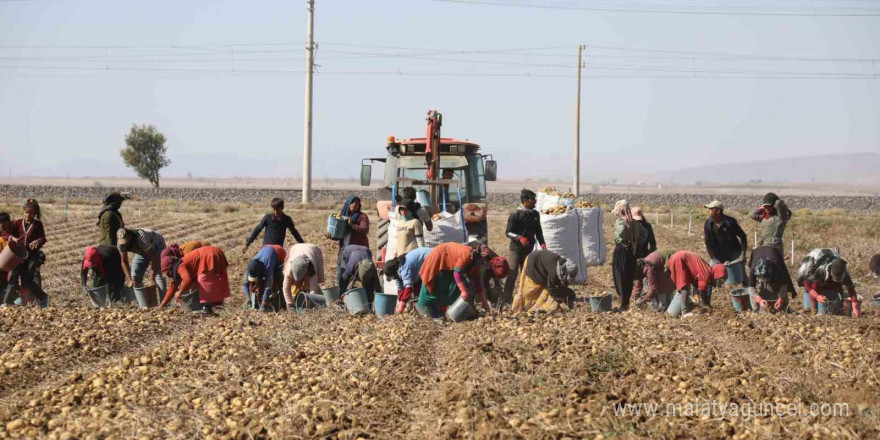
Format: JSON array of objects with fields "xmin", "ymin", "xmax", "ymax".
[
  {"xmin": 302, "ymin": 0, "xmax": 316, "ymax": 204},
  {"xmin": 574, "ymin": 45, "xmax": 584, "ymax": 197}
]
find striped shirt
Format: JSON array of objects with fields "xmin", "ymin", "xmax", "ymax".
[{"xmin": 121, "ymin": 229, "xmax": 166, "ymax": 256}]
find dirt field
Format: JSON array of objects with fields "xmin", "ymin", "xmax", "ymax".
[{"xmin": 0, "ymin": 196, "xmax": 878, "ymax": 439}]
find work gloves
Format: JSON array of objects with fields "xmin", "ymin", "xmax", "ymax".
[{"xmin": 518, "ymin": 236, "xmax": 531, "ymax": 247}]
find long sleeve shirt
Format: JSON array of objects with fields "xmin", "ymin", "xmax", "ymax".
[
  {"xmin": 246, "ymin": 213, "xmax": 305, "ymax": 248},
  {"xmin": 160, "ymin": 246, "xmax": 229, "ymax": 307},
  {"xmin": 748, "ymin": 246, "xmax": 796, "ymax": 295},
  {"xmin": 506, "ymin": 206, "xmax": 545, "ymax": 251},
  {"xmin": 3, "ymin": 219, "xmax": 47, "ymax": 250},
  {"xmin": 749, "ymin": 200, "xmax": 792, "ymax": 250},
  {"xmin": 642, "ymin": 249, "xmax": 676, "ymax": 299},
  {"xmin": 98, "ymin": 209, "xmax": 123, "ymax": 246},
  {"xmin": 345, "ymin": 214, "xmax": 370, "ymax": 248},
  {"xmin": 703, "ymin": 215, "xmax": 748, "ymax": 263},
  {"xmin": 241, "ymin": 245, "xmax": 286, "ymax": 297},
  {"xmin": 395, "ymin": 247, "xmax": 432, "ymax": 290},
  {"xmin": 614, "ymin": 219, "xmax": 648, "ymax": 248},
  {"xmin": 667, "ymin": 251, "xmax": 715, "ymax": 292},
  {"xmin": 638, "ymin": 220, "xmax": 657, "ymax": 256},
  {"xmin": 282, "ymin": 243, "xmax": 325, "ymax": 306},
  {"xmin": 804, "ymin": 274, "xmax": 857, "ymax": 301},
  {"xmin": 340, "ymin": 245, "xmax": 373, "ymax": 288}
]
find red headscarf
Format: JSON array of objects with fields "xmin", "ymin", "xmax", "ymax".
[
  {"xmin": 160, "ymin": 245, "xmax": 184, "ymax": 277},
  {"xmin": 82, "ymin": 246, "xmax": 104, "ymax": 277},
  {"xmin": 490, "ymin": 257, "xmax": 510, "ymax": 279}
]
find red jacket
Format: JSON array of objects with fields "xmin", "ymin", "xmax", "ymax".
[
  {"xmin": 667, "ymin": 251, "xmax": 715, "ymax": 292},
  {"xmin": 347, "ymin": 214, "xmax": 370, "ymax": 248}
]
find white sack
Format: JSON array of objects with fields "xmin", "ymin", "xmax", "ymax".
[
  {"xmin": 424, "ymin": 211, "xmax": 467, "ymax": 248},
  {"xmin": 576, "ymin": 208, "xmax": 607, "ymax": 266},
  {"xmin": 539, "ymin": 211, "xmax": 588, "ymax": 284}
]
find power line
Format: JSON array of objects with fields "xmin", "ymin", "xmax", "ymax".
[{"xmin": 419, "ymin": 0, "xmax": 880, "ymax": 16}]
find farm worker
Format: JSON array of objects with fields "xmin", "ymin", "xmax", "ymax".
[
  {"xmin": 116, "ymin": 227, "xmax": 167, "ymax": 294},
  {"xmin": 510, "ymin": 250, "xmax": 578, "ymax": 313},
  {"xmin": 631, "ymin": 206, "xmax": 657, "ymax": 299},
  {"xmin": 338, "ymin": 245, "xmax": 378, "ymax": 302},
  {"xmin": 180, "ymin": 240, "xmax": 210, "ymax": 255},
  {"xmin": 282, "ymin": 243, "xmax": 325, "ymax": 308},
  {"xmin": 96, "ymin": 192, "xmax": 127, "ymax": 246},
  {"xmin": 396, "ymin": 199, "xmax": 426, "ymax": 256},
  {"xmin": 666, "ymin": 251, "xmax": 727, "ymax": 310},
  {"xmin": 334, "ymin": 196, "xmax": 369, "ymax": 295},
  {"xmin": 611, "ymin": 199, "xmax": 648, "ymax": 311},
  {"xmin": 243, "ymin": 245, "xmax": 287, "ymax": 311},
  {"xmin": 634, "ymin": 249, "xmax": 677, "ymax": 311},
  {"xmin": 383, "ymin": 247, "xmax": 432, "ymax": 314},
  {"xmin": 797, "ymin": 248, "xmax": 860, "ymax": 317},
  {"xmin": 502, "ymin": 189, "xmax": 546, "ymax": 307},
  {"xmin": 1, "ymin": 199, "xmax": 50, "ymax": 308},
  {"xmin": 418, "ymin": 242, "xmax": 492, "ymax": 317},
  {"xmin": 241, "ymin": 198, "xmax": 305, "ymax": 255},
  {"xmin": 703, "ymin": 200, "xmax": 748, "ymax": 288},
  {"xmin": 749, "ymin": 193, "xmax": 792, "ymax": 253},
  {"xmin": 748, "ymin": 245, "xmax": 797, "ymax": 313},
  {"xmin": 402, "ymin": 187, "xmax": 433, "ymax": 232},
  {"xmin": 464, "ymin": 241, "xmax": 510, "ymax": 309},
  {"xmin": 81, "ymin": 245, "xmax": 125, "ymax": 303},
  {"xmin": 158, "ymin": 246, "xmax": 231, "ymax": 314}
]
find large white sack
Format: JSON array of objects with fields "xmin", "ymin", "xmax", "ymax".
[
  {"xmin": 576, "ymin": 208, "xmax": 607, "ymax": 266},
  {"xmin": 424, "ymin": 211, "xmax": 467, "ymax": 248},
  {"xmin": 539, "ymin": 211, "xmax": 588, "ymax": 284},
  {"xmin": 535, "ymin": 192, "xmax": 563, "ymax": 212}
]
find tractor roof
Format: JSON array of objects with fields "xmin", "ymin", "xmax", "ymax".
[{"xmin": 396, "ymin": 137, "xmax": 480, "ymax": 150}]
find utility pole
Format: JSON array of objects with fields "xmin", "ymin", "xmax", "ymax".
[
  {"xmin": 574, "ymin": 45, "xmax": 584, "ymax": 197},
  {"xmin": 302, "ymin": 0, "xmax": 316, "ymax": 204}
]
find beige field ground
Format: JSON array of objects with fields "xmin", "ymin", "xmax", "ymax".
[{"xmin": 0, "ymin": 196, "xmax": 878, "ymax": 439}]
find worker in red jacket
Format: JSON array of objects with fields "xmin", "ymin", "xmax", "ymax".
[
  {"xmin": 158, "ymin": 245, "xmax": 231, "ymax": 314},
  {"xmin": 666, "ymin": 250, "xmax": 727, "ymax": 309}
]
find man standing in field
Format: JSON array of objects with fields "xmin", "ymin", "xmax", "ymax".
[
  {"xmin": 502, "ymin": 189, "xmax": 546, "ymax": 308},
  {"xmin": 242, "ymin": 198, "xmax": 305, "ymax": 254},
  {"xmin": 703, "ymin": 200, "xmax": 748, "ymax": 290},
  {"xmin": 749, "ymin": 192, "xmax": 792, "ymax": 254}
]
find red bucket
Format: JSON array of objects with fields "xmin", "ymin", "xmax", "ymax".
[{"xmin": 0, "ymin": 240, "xmax": 28, "ymax": 272}]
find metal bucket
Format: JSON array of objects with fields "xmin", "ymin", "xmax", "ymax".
[
  {"xmin": 803, "ymin": 291, "xmax": 812, "ymax": 311},
  {"xmin": 294, "ymin": 292, "xmax": 326, "ymax": 313},
  {"xmin": 133, "ymin": 285, "xmax": 158, "ymax": 308},
  {"xmin": 374, "ymin": 292, "xmax": 397, "ymax": 316},
  {"xmin": 0, "ymin": 240, "xmax": 28, "ymax": 272},
  {"xmin": 327, "ymin": 215, "xmax": 347, "ymax": 241},
  {"xmin": 86, "ymin": 285, "xmax": 109, "ymax": 308},
  {"xmin": 667, "ymin": 290, "xmax": 690, "ymax": 317},
  {"xmin": 342, "ymin": 288, "xmax": 371, "ymax": 316},
  {"xmin": 322, "ymin": 286, "xmax": 341, "ymax": 304},
  {"xmin": 730, "ymin": 287, "xmax": 753, "ymax": 313},
  {"xmin": 873, "ymin": 296, "xmax": 880, "ymax": 307},
  {"xmin": 589, "ymin": 293, "xmax": 613, "ymax": 313},
  {"xmin": 180, "ymin": 290, "xmax": 203, "ymax": 312},
  {"xmin": 446, "ymin": 297, "xmax": 478, "ymax": 322}
]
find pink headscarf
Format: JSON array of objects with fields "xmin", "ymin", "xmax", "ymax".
[
  {"xmin": 160, "ymin": 245, "xmax": 184, "ymax": 277},
  {"xmin": 82, "ymin": 246, "xmax": 104, "ymax": 278}
]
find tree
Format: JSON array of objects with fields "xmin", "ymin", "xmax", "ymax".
[{"xmin": 120, "ymin": 124, "xmax": 170, "ymax": 188}]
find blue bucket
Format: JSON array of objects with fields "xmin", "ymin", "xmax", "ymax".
[
  {"xmin": 342, "ymin": 288, "xmax": 371, "ymax": 316},
  {"xmin": 667, "ymin": 290, "xmax": 689, "ymax": 317},
  {"xmin": 873, "ymin": 296, "xmax": 880, "ymax": 307},
  {"xmin": 589, "ymin": 294, "xmax": 612, "ymax": 313},
  {"xmin": 374, "ymin": 292, "xmax": 397, "ymax": 316},
  {"xmin": 730, "ymin": 287, "xmax": 752, "ymax": 313},
  {"xmin": 803, "ymin": 291, "xmax": 812, "ymax": 311},
  {"xmin": 327, "ymin": 215, "xmax": 347, "ymax": 241},
  {"xmin": 322, "ymin": 286, "xmax": 341, "ymax": 305}
]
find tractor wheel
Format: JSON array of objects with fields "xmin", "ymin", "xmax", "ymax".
[{"xmin": 377, "ymin": 218, "xmax": 390, "ymax": 255}]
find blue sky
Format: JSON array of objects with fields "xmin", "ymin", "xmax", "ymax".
[{"xmin": 1, "ymin": 0, "xmax": 878, "ymax": 181}]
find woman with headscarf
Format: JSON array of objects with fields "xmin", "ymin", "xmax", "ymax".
[
  {"xmin": 2, "ymin": 199, "xmax": 49, "ymax": 307},
  {"xmin": 749, "ymin": 192, "xmax": 792, "ymax": 253},
  {"xmin": 611, "ymin": 199, "xmax": 648, "ymax": 311},
  {"xmin": 81, "ymin": 245, "xmax": 125, "ymax": 303},
  {"xmin": 634, "ymin": 249, "xmax": 677, "ymax": 311},
  {"xmin": 511, "ymin": 249, "xmax": 578, "ymax": 313},
  {"xmin": 158, "ymin": 245, "xmax": 230, "ymax": 314},
  {"xmin": 97, "ymin": 193, "xmax": 126, "ymax": 246},
  {"xmin": 418, "ymin": 242, "xmax": 492, "ymax": 317},
  {"xmin": 396, "ymin": 199, "xmax": 426, "ymax": 257},
  {"xmin": 283, "ymin": 243, "xmax": 325, "ymax": 309},
  {"xmin": 340, "ymin": 196, "xmax": 369, "ymax": 248},
  {"xmin": 180, "ymin": 240, "xmax": 210, "ymax": 255},
  {"xmin": 243, "ymin": 244, "xmax": 287, "ymax": 311}
]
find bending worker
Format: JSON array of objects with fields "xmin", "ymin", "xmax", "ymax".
[
  {"xmin": 418, "ymin": 242, "xmax": 492, "ymax": 318},
  {"xmin": 244, "ymin": 244, "xmax": 287, "ymax": 311},
  {"xmin": 510, "ymin": 249, "xmax": 578, "ymax": 314},
  {"xmin": 634, "ymin": 249, "xmax": 676, "ymax": 312},
  {"xmin": 797, "ymin": 248, "xmax": 861, "ymax": 317},
  {"xmin": 383, "ymin": 247, "xmax": 432, "ymax": 314},
  {"xmin": 81, "ymin": 245, "xmax": 125, "ymax": 303},
  {"xmin": 748, "ymin": 245, "xmax": 796, "ymax": 314},
  {"xmin": 282, "ymin": 243, "xmax": 325, "ymax": 309},
  {"xmin": 667, "ymin": 250, "xmax": 727, "ymax": 311},
  {"xmin": 158, "ymin": 245, "xmax": 231, "ymax": 314},
  {"xmin": 339, "ymin": 244, "xmax": 379, "ymax": 302},
  {"xmin": 117, "ymin": 227, "xmax": 167, "ymax": 293}
]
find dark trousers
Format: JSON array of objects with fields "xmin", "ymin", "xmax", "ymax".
[
  {"xmin": 4, "ymin": 256, "xmax": 48, "ymax": 304},
  {"xmin": 503, "ymin": 244, "xmax": 532, "ymax": 305},
  {"xmin": 612, "ymin": 243, "xmax": 636, "ymax": 308}
]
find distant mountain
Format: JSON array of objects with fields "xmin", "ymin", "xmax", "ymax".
[{"xmin": 626, "ymin": 152, "xmax": 880, "ymax": 186}]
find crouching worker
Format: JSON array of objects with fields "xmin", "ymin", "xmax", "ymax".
[
  {"xmin": 283, "ymin": 243, "xmax": 325, "ymax": 309},
  {"xmin": 339, "ymin": 244, "xmax": 379, "ymax": 302},
  {"xmin": 797, "ymin": 248, "xmax": 861, "ymax": 317},
  {"xmin": 511, "ymin": 249, "xmax": 578, "ymax": 314},
  {"xmin": 383, "ymin": 247, "xmax": 432, "ymax": 314},
  {"xmin": 749, "ymin": 245, "xmax": 796, "ymax": 314},
  {"xmin": 667, "ymin": 251, "xmax": 727, "ymax": 313},
  {"xmin": 158, "ymin": 245, "xmax": 231, "ymax": 314},
  {"xmin": 81, "ymin": 245, "xmax": 125, "ymax": 303},
  {"xmin": 634, "ymin": 249, "xmax": 676, "ymax": 311},
  {"xmin": 418, "ymin": 242, "xmax": 492, "ymax": 318},
  {"xmin": 243, "ymin": 245, "xmax": 286, "ymax": 312}
]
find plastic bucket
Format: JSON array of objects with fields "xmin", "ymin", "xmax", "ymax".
[
  {"xmin": 180, "ymin": 290, "xmax": 203, "ymax": 312},
  {"xmin": 327, "ymin": 215, "xmax": 347, "ymax": 241},
  {"xmin": 803, "ymin": 291, "xmax": 812, "ymax": 310},
  {"xmin": 730, "ymin": 287, "xmax": 753, "ymax": 313},
  {"xmin": 0, "ymin": 240, "xmax": 28, "ymax": 272},
  {"xmin": 322, "ymin": 286, "xmax": 341, "ymax": 304},
  {"xmin": 589, "ymin": 294, "xmax": 613, "ymax": 313},
  {"xmin": 133, "ymin": 285, "xmax": 158, "ymax": 308},
  {"xmin": 873, "ymin": 296, "xmax": 880, "ymax": 307},
  {"xmin": 446, "ymin": 296, "xmax": 478, "ymax": 323},
  {"xmin": 342, "ymin": 288, "xmax": 370, "ymax": 316},
  {"xmin": 86, "ymin": 285, "xmax": 109, "ymax": 308},
  {"xmin": 294, "ymin": 292, "xmax": 326, "ymax": 313},
  {"xmin": 374, "ymin": 292, "xmax": 397, "ymax": 316},
  {"xmin": 667, "ymin": 290, "xmax": 689, "ymax": 317}
]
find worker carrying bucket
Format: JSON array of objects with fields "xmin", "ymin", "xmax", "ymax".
[{"xmin": 748, "ymin": 245, "xmax": 797, "ymax": 314}]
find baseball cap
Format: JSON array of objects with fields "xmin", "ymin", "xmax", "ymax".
[
  {"xmin": 116, "ymin": 228, "xmax": 131, "ymax": 246},
  {"xmin": 704, "ymin": 200, "xmax": 724, "ymax": 210}
]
